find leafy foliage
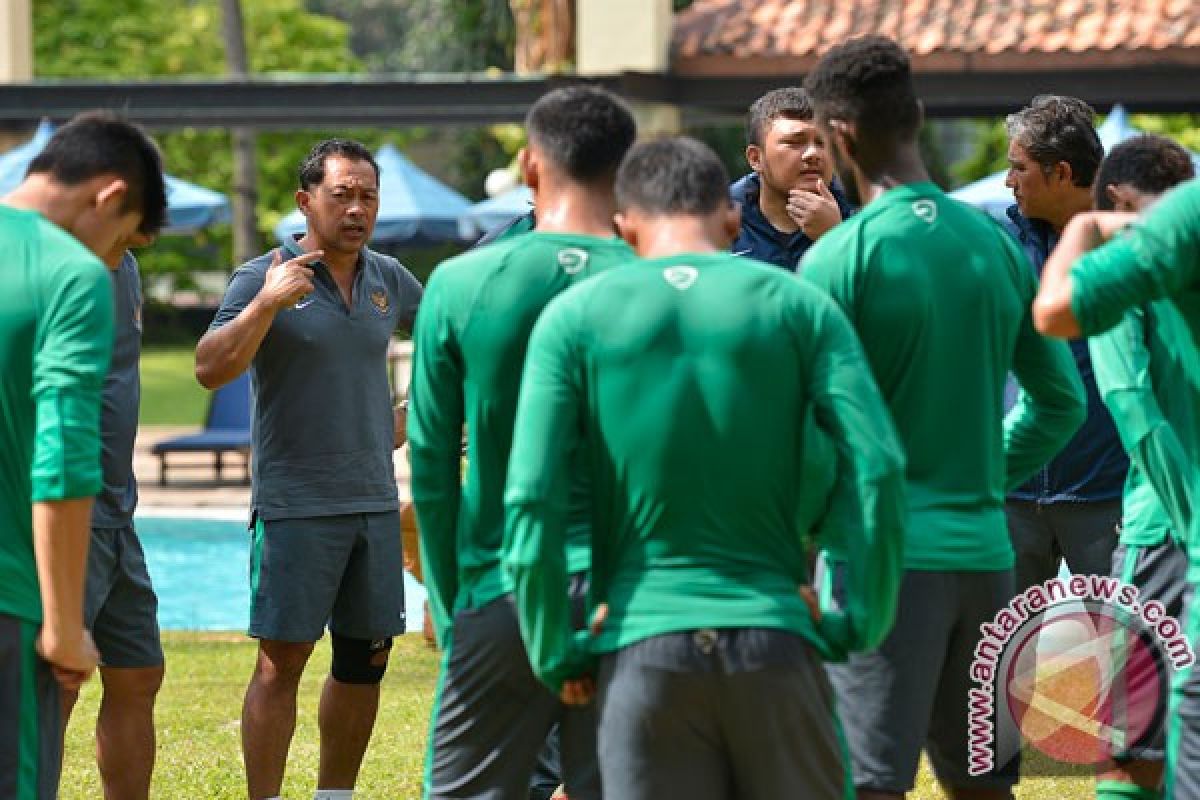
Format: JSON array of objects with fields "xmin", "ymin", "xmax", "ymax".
[
  {"xmin": 33, "ymin": 0, "xmax": 521, "ymax": 287},
  {"xmin": 33, "ymin": 0, "xmax": 400, "ymax": 282}
]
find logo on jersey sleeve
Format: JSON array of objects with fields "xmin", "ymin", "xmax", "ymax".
[
  {"xmin": 663, "ymin": 265, "xmax": 698, "ymax": 291},
  {"xmin": 370, "ymin": 289, "xmax": 390, "ymax": 314},
  {"xmin": 912, "ymin": 199, "xmax": 938, "ymax": 224},
  {"xmin": 557, "ymin": 248, "xmax": 589, "ymax": 275}
]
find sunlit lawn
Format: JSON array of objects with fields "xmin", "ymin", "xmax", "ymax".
[
  {"xmin": 60, "ymin": 632, "xmax": 1092, "ymax": 799},
  {"xmin": 62, "ymin": 633, "xmax": 439, "ymax": 799},
  {"xmin": 140, "ymin": 344, "xmax": 209, "ymax": 426}
]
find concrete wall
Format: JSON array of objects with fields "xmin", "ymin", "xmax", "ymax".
[{"xmin": 577, "ymin": 0, "xmax": 672, "ymax": 76}]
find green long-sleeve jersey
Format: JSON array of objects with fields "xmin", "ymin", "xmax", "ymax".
[
  {"xmin": 1089, "ymin": 301, "xmax": 1200, "ymax": 548},
  {"xmin": 504, "ymin": 252, "xmax": 907, "ymax": 693},
  {"xmin": 408, "ymin": 231, "xmax": 635, "ymax": 642},
  {"xmin": 1070, "ymin": 180, "xmax": 1200, "ymax": 570},
  {"xmin": 801, "ymin": 182, "xmax": 1086, "ymax": 571},
  {"xmin": 1072, "ymin": 179, "xmax": 1200, "ymax": 342},
  {"xmin": 0, "ymin": 206, "xmax": 114, "ymax": 623}
]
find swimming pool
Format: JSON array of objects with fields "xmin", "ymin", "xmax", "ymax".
[{"xmin": 135, "ymin": 515, "xmax": 427, "ymax": 633}]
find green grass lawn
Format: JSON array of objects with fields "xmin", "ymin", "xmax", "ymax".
[
  {"xmin": 62, "ymin": 633, "xmax": 439, "ymax": 799},
  {"xmin": 61, "ymin": 632, "xmax": 1093, "ymax": 799},
  {"xmin": 140, "ymin": 344, "xmax": 209, "ymax": 426}
]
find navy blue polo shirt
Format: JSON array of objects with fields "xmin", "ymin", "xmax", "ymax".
[
  {"xmin": 208, "ymin": 236, "xmax": 423, "ymax": 520},
  {"xmin": 92, "ymin": 252, "xmax": 142, "ymax": 529},
  {"xmin": 1004, "ymin": 206, "xmax": 1127, "ymax": 503},
  {"xmin": 729, "ymin": 173, "xmax": 855, "ymax": 271}
]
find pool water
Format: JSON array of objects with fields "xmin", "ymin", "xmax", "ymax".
[{"xmin": 135, "ymin": 516, "xmax": 427, "ymax": 633}]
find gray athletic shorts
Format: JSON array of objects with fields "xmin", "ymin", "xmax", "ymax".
[
  {"xmin": 1112, "ymin": 539, "xmax": 1189, "ymax": 761},
  {"xmin": 826, "ymin": 568, "xmax": 1017, "ymax": 793},
  {"xmin": 0, "ymin": 614, "xmax": 60, "ymax": 800},
  {"xmin": 248, "ymin": 511, "xmax": 406, "ymax": 642},
  {"xmin": 1006, "ymin": 498, "xmax": 1121, "ymax": 591},
  {"xmin": 426, "ymin": 576, "xmax": 599, "ymax": 800},
  {"xmin": 86, "ymin": 526, "xmax": 163, "ymax": 669},
  {"xmin": 596, "ymin": 628, "xmax": 848, "ymax": 800}
]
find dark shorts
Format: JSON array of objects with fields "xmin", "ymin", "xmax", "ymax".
[
  {"xmin": 596, "ymin": 628, "xmax": 848, "ymax": 800},
  {"xmin": 86, "ymin": 526, "xmax": 163, "ymax": 669},
  {"xmin": 1006, "ymin": 499, "xmax": 1121, "ymax": 591},
  {"xmin": 0, "ymin": 615, "xmax": 60, "ymax": 800},
  {"xmin": 826, "ymin": 568, "xmax": 1017, "ymax": 793},
  {"xmin": 248, "ymin": 511, "xmax": 406, "ymax": 642},
  {"xmin": 1112, "ymin": 539, "xmax": 1189, "ymax": 762},
  {"xmin": 425, "ymin": 578, "xmax": 599, "ymax": 800}
]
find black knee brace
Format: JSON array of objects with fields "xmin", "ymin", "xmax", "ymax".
[{"xmin": 330, "ymin": 634, "xmax": 392, "ymax": 685}]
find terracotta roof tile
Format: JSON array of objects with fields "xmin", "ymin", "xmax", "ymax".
[{"xmin": 673, "ymin": 0, "xmax": 1200, "ymax": 71}]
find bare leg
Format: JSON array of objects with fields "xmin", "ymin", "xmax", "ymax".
[
  {"xmin": 241, "ymin": 640, "xmax": 315, "ymax": 800},
  {"xmin": 316, "ymin": 677, "xmax": 381, "ymax": 789},
  {"xmin": 95, "ymin": 665, "xmax": 164, "ymax": 800}
]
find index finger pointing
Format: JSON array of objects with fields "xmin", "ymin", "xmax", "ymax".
[{"xmin": 289, "ymin": 250, "xmax": 324, "ymax": 267}]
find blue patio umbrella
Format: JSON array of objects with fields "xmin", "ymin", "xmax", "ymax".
[
  {"xmin": 274, "ymin": 143, "xmax": 473, "ymax": 246},
  {"xmin": 951, "ymin": 105, "xmax": 1200, "ymax": 221},
  {"xmin": 466, "ymin": 185, "xmax": 533, "ymax": 237},
  {"xmin": 0, "ymin": 119, "xmax": 232, "ymax": 234}
]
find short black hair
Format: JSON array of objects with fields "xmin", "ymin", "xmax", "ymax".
[
  {"xmin": 299, "ymin": 139, "xmax": 380, "ymax": 191},
  {"xmin": 1005, "ymin": 95, "xmax": 1102, "ymax": 187},
  {"xmin": 1093, "ymin": 134, "xmax": 1195, "ymax": 210},
  {"xmin": 615, "ymin": 136, "xmax": 730, "ymax": 215},
  {"xmin": 27, "ymin": 111, "xmax": 168, "ymax": 235},
  {"xmin": 745, "ymin": 87, "xmax": 813, "ymax": 146},
  {"xmin": 804, "ymin": 35, "xmax": 921, "ymax": 144},
  {"xmin": 525, "ymin": 85, "xmax": 637, "ymax": 184}
]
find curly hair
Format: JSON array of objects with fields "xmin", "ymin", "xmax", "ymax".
[
  {"xmin": 803, "ymin": 35, "xmax": 920, "ymax": 143},
  {"xmin": 1093, "ymin": 134, "xmax": 1195, "ymax": 209}
]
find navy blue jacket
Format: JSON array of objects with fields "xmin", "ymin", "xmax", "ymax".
[
  {"xmin": 1005, "ymin": 205, "xmax": 1128, "ymax": 503},
  {"xmin": 729, "ymin": 173, "xmax": 854, "ymax": 271}
]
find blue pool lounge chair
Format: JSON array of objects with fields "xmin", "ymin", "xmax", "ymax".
[{"xmin": 152, "ymin": 372, "xmax": 253, "ymax": 486}]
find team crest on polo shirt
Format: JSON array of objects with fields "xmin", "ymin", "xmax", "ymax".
[{"xmin": 370, "ymin": 289, "xmax": 390, "ymax": 314}]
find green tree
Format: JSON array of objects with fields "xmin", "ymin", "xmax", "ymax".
[
  {"xmin": 34, "ymin": 0, "xmax": 383, "ymax": 284},
  {"xmin": 307, "ymin": 0, "xmax": 514, "ymax": 73}
]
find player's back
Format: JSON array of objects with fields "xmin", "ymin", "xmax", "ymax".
[
  {"xmin": 561, "ymin": 251, "xmax": 845, "ymax": 648},
  {"xmin": 803, "ymin": 183, "xmax": 1033, "ymax": 569},
  {"xmin": 415, "ymin": 231, "xmax": 634, "ymax": 601}
]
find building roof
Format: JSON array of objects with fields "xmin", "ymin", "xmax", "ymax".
[{"xmin": 673, "ymin": 0, "xmax": 1200, "ymax": 75}]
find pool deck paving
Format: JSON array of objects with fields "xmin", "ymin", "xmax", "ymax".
[{"xmin": 134, "ymin": 425, "xmax": 414, "ymax": 516}]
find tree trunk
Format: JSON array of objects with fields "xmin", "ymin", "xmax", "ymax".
[
  {"xmin": 219, "ymin": 0, "xmax": 259, "ymax": 264},
  {"xmin": 510, "ymin": 0, "xmax": 574, "ymax": 74}
]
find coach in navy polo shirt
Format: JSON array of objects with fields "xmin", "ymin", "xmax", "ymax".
[{"xmin": 196, "ymin": 139, "xmax": 422, "ymax": 800}]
